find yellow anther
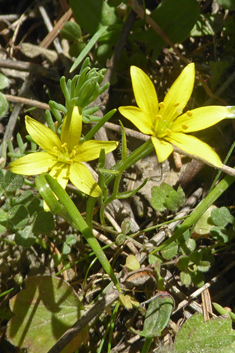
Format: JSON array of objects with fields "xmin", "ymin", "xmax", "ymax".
[
  {"xmin": 156, "ymin": 115, "xmax": 162, "ymax": 120},
  {"xmin": 174, "ymin": 102, "xmax": 180, "ymax": 107},
  {"xmin": 70, "ymin": 150, "xmax": 76, "ymax": 158},
  {"xmin": 182, "ymin": 124, "xmax": 188, "ymax": 130},
  {"xmin": 158, "ymin": 102, "xmax": 165, "ymax": 108},
  {"xmin": 166, "ymin": 129, "xmax": 171, "ymax": 136},
  {"xmin": 61, "ymin": 142, "xmax": 67, "ymax": 148},
  {"xmin": 186, "ymin": 110, "xmax": 193, "ymax": 117}
]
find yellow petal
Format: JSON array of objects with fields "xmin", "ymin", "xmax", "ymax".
[
  {"xmin": 130, "ymin": 66, "xmax": 159, "ymax": 121},
  {"xmin": 25, "ymin": 116, "xmax": 62, "ymax": 155},
  {"xmin": 166, "ymin": 132, "xmax": 222, "ymax": 167},
  {"xmin": 160, "ymin": 63, "xmax": 195, "ymax": 123},
  {"xmin": 61, "ymin": 106, "xmax": 82, "ymax": 151},
  {"xmin": 74, "ymin": 140, "xmax": 118, "ymax": 162},
  {"xmin": 171, "ymin": 106, "xmax": 232, "ymax": 133},
  {"xmin": 119, "ymin": 106, "xmax": 154, "ymax": 135},
  {"xmin": 49, "ymin": 164, "xmax": 69, "ymax": 189},
  {"xmin": 69, "ymin": 162, "xmax": 101, "ymax": 197},
  {"xmin": 151, "ymin": 136, "xmax": 173, "ymax": 163},
  {"xmin": 10, "ymin": 152, "xmax": 56, "ymax": 175}
]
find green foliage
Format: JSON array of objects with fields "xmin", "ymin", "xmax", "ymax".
[
  {"xmin": 0, "ymin": 73, "xmax": 10, "ymax": 89},
  {"xmin": 193, "ymin": 205, "xmax": 235, "ymax": 244},
  {"xmin": 140, "ymin": 292, "xmax": 174, "ymax": 338},
  {"xmin": 151, "ymin": 183, "xmax": 185, "ymax": 212},
  {"xmin": 131, "ymin": 0, "xmax": 200, "ymax": 60},
  {"xmin": 209, "ymin": 60, "xmax": 231, "ymax": 89},
  {"xmin": 61, "ymin": 21, "xmax": 82, "ymax": 41},
  {"xmin": 48, "ymin": 58, "xmax": 109, "ymax": 126},
  {"xmin": 69, "ymin": 0, "xmax": 118, "ymax": 35},
  {"xmin": 213, "ymin": 302, "xmax": 235, "ymax": 323},
  {"xmin": 0, "ymin": 93, "xmax": 9, "ymax": 118},
  {"xmin": 217, "ymin": 0, "xmax": 235, "ymax": 10},
  {"xmin": 0, "ymin": 170, "xmax": 54, "ymax": 247},
  {"xmin": 0, "ymin": 73, "xmax": 10, "ymax": 118},
  {"xmin": 160, "ymin": 241, "xmax": 178, "ymax": 260},
  {"xmin": 191, "ymin": 13, "xmax": 224, "ymax": 36},
  {"xmin": 174, "ymin": 233, "xmax": 213, "ymax": 287},
  {"xmin": 210, "ymin": 206, "xmax": 234, "ymax": 227},
  {"xmin": 2, "ymin": 169, "xmax": 24, "ymax": 192},
  {"xmin": 62, "ymin": 234, "xmax": 77, "ymax": 255},
  {"xmin": 7, "ymin": 276, "xmax": 86, "ymax": 352},
  {"xmin": 174, "ymin": 313, "xmax": 235, "ymax": 353}
]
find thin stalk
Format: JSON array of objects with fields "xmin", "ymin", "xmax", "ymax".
[
  {"xmin": 104, "ymin": 139, "xmax": 154, "ymax": 186},
  {"xmin": 141, "ymin": 337, "xmax": 152, "ymax": 353}
]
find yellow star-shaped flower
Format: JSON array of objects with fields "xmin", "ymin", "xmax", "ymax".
[
  {"xmin": 10, "ymin": 106, "xmax": 118, "ymax": 197},
  {"xmin": 119, "ymin": 63, "xmax": 232, "ymax": 167}
]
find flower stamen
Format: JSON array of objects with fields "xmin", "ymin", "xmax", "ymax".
[
  {"xmin": 159, "ymin": 102, "xmax": 165, "ymax": 108},
  {"xmin": 186, "ymin": 110, "xmax": 193, "ymax": 117}
]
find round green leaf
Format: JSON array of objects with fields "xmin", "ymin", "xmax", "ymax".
[
  {"xmin": 125, "ymin": 255, "xmax": 140, "ymax": 271},
  {"xmin": 193, "ymin": 205, "xmax": 217, "ymax": 236},
  {"xmin": 7, "ymin": 276, "xmax": 86, "ymax": 352},
  {"xmin": 175, "ymin": 313, "xmax": 235, "ymax": 353},
  {"xmin": 33, "ymin": 211, "xmax": 55, "ymax": 234},
  {"xmin": 161, "ymin": 241, "xmax": 178, "ymax": 260},
  {"xmin": 0, "ymin": 92, "xmax": 9, "ymax": 117},
  {"xmin": 180, "ymin": 271, "xmax": 192, "ymax": 287},
  {"xmin": 0, "ymin": 73, "xmax": 10, "ymax": 89},
  {"xmin": 177, "ymin": 255, "xmax": 190, "ymax": 271}
]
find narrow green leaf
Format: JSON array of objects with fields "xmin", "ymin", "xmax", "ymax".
[{"xmin": 70, "ymin": 26, "xmax": 108, "ymax": 72}]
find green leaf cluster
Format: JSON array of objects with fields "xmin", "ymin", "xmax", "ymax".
[
  {"xmin": 0, "ymin": 170, "xmax": 54, "ymax": 247},
  {"xmin": 210, "ymin": 206, "xmax": 235, "ymax": 244},
  {"xmin": 176, "ymin": 231, "xmax": 214, "ymax": 287},
  {"xmin": 151, "ymin": 182, "xmax": 185, "ymax": 212},
  {"xmin": 47, "ymin": 58, "xmax": 109, "ymax": 127}
]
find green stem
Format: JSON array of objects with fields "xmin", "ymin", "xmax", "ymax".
[
  {"xmin": 86, "ymin": 195, "xmax": 97, "ymax": 229},
  {"xmin": 210, "ymin": 139, "xmax": 235, "ymax": 192},
  {"xmin": 99, "ymin": 139, "xmax": 154, "ymax": 221},
  {"xmin": 35, "ymin": 173, "xmax": 121, "ymax": 292},
  {"xmin": 104, "ymin": 139, "xmax": 154, "ymax": 186},
  {"xmin": 151, "ymin": 173, "xmax": 235, "ymax": 254},
  {"xmin": 141, "ymin": 337, "xmax": 152, "ymax": 353}
]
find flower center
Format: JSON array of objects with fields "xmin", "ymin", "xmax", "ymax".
[
  {"xmin": 55, "ymin": 143, "xmax": 77, "ymax": 164},
  {"xmin": 156, "ymin": 119, "xmax": 172, "ymax": 138}
]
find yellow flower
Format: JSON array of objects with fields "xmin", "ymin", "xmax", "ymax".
[
  {"xmin": 119, "ymin": 63, "xmax": 232, "ymax": 167},
  {"xmin": 10, "ymin": 107, "xmax": 118, "ymax": 197}
]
